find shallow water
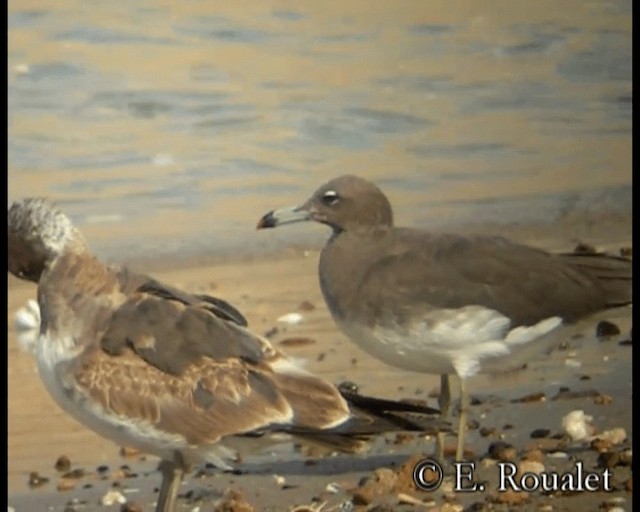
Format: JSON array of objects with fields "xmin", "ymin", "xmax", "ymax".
[{"xmin": 8, "ymin": 0, "xmax": 631, "ymax": 262}]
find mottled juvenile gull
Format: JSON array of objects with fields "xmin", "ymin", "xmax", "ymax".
[
  {"xmin": 257, "ymin": 174, "xmax": 632, "ymax": 461},
  {"xmin": 8, "ymin": 197, "xmax": 448, "ymax": 512}
]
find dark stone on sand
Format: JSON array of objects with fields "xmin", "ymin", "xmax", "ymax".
[
  {"xmin": 28, "ymin": 471, "xmax": 49, "ymax": 488},
  {"xmin": 530, "ymin": 428, "xmax": 551, "ymax": 439},
  {"xmin": 598, "ymin": 451, "xmax": 620, "ymax": 470},
  {"xmin": 487, "ymin": 441, "xmax": 518, "ymax": 462},
  {"xmin": 596, "ymin": 320, "xmax": 621, "ymax": 338},
  {"xmin": 338, "ymin": 380, "xmax": 358, "ymax": 393},
  {"xmin": 479, "ymin": 426, "xmax": 496, "ymax": 437},
  {"xmin": 212, "ymin": 488, "xmax": 254, "ymax": 512},
  {"xmin": 55, "ymin": 455, "xmax": 71, "ymax": 472},
  {"xmin": 552, "ymin": 388, "xmax": 600, "ymax": 401},
  {"xmin": 298, "ymin": 300, "xmax": 315, "ymax": 311},
  {"xmin": 594, "ymin": 393, "xmax": 614, "ymax": 405},
  {"xmin": 352, "ymin": 467, "xmax": 397, "ymax": 505},
  {"xmin": 573, "ymin": 242, "xmax": 598, "ymax": 255},
  {"xmin": 618, "ymin": 448, "xmax": 632, "ymax": 466},
  {"xmin": 62, "ymin": 468, "xmax": 85, "ymax": 479},
  {"xmin": 278, "ymin": 337, "xmax": 316, "ymax": 347},
  {"xmin": 120, "ymin": 502, "xmax": 143, "ymax": 512},
  {"xmin": 511, "ymin": 392, "xmax": 546, "ymax": 403}
]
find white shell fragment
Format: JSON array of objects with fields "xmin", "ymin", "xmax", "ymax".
[
  {"xmin": 277, "ymin": 313, "xmax": 304, "ymax": 325},
  {"xmin": 100, "ymin": 489, "xmax": 126, "ymax": 506},
  {"xmin": 325, "ymin": 482, "xmax": 340, "ymax": 493},
  {"xmin": 562, "ymin": 410, "xmax": 595, "ymax": 441},
  {"xmin": 595, "ymin": 428, "xmax": 627, "ymax": 446}
]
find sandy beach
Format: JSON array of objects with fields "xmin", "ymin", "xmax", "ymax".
[{"xmin": 8, "ymin": 1, "xmax": 631, "ymax": 509}]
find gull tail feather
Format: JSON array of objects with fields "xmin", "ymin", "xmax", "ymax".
[{"xmin": 560, "ymin": 252, "xmax": 632, "ymax": 307}]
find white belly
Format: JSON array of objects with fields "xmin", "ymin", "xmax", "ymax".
[{"xmin": 335, "ymin": 305, "xmax": 563, "ymax": 379}]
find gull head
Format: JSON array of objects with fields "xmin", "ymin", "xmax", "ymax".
[{"xmin": 8, "ymin": 197, "xmax": 85, "ymax": 282}]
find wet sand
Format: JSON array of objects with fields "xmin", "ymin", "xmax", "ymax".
[{"xmin": 8, "ymin": 213, "xmax": 632, "ymax": 511}]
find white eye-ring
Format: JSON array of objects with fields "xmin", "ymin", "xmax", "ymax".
[{"xmin": 322, "ymin": 190, "xmax": 339, "ymax": 205}]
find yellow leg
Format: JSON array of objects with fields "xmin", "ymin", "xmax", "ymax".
[
  {"xmin": 456, "ymin": 378, "xmax": 468, "ymax": 461},
  {"xmin": 436, "ymin": 373, "xmax": 451, "ymax": 461}
]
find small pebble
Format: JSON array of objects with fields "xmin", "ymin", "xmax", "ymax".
[
  {"xmin": 596, "ymin": 428, "xmax": 627, "ymax": 445},
  {"xmin": 511, "ymin": 392, "xmax": 546, "ymax": 403},
  {"xmin": 596, "ymin": 320, "xmax": 621, "ymax": 338},
  {"xmin": 298, "ymin": 300, "xmax": 315, "ymax": 311},
  {"xmin": 618, "ymin": 448, "xmax": 632, "ymax": 466},
  {"xmin": 521, "ymin": 449, "xmax": 545, "ymax": 463},
  {"xmin": 278, "ymin": 337, "xmax": 316, "ymax": 347},
  {"xmin": 325, "ymin": 482, "xmax": 340, "ymax": 494},
  {"xmin": 28, "ymin": 471, "xmax": 49, "ymax": 488},
  {"xmin": 466, "ymin": 419, "xmax": 480, "ymax": 430},
  {"xmin": 479, "ymin": 427, "xmax": 496, "ymax": 437},
  {"xmin": 530, "ymin": 428, "xmax": 550, "ymax": 439},
  {"xmin": 397, "ymin": 492, "xmax": 434, "ymax": 507},
  {"xmin": 55, "ymin": 455, "xmax": 72, "ymax": 472},
  {"xmin": 440, "ymin": 502, "xmax": 463, "ymax": 512},
  {"xmin": 120, "ymin": 502, "xmax": 143, "ymax": 512},
  {"xmin": 573, "ymin": 242, "xmax": 597, "ymax": 254},
  {"xmin": 487, "ymin": 441, "xmax": 517, "ymax": 462},
  {"xmin": 119, "ymin": 447, "xmax": 141, "ymax": 458},
  {"xmin": 547, "ymin": 451, "xmax": 569, "ymax": 459},
  {"xmin": 351, "ymin": 468, "xmax": 397, "ymax": 505},
  {"xmin": 96, "ymin": 465, "xmax": 110, "ymax": 475},
  {"xmin": 590, "ymin": 438, "xmax": 613, "ymax": 452},
  {"xmin": 594, "ymin": 394, "xmax": 613, "ymax": 405},
  {"xmin": 562, "ymin": 410, "xmax": 594, "ymax": 441},
  {"xmin": 337, "ymin": 381, "xmax": 359, "ymax": 394},
  {"xmin": 62, "ymin": 468, "xmax": 85, "ymax": 479},
  {"xmin": 277, "ymin": 312, "xmax": 303, "ymax": 325},
  {"xmin": 101, "ymin": 490, "xmax": 127, "ymax": 506},
  {"xmin": 598, "ymin": 451, "xmax": 620, "ymax": 470},
  {"xmin": 519, "ymin": 460, "xmax": 545, "ymax": 475},
  {"xmin": 57, "ymin": 478, "xmax": 76, "ymax": 492}
]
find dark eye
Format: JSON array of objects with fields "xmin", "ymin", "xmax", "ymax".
[{"xmin": 321, "ymin": 190, "xmax": 339, "ymax": 205}]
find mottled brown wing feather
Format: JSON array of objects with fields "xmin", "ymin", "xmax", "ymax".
[{"xmin": 73, "ymin": 349, "xmax": 294, "ymax": 445}]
